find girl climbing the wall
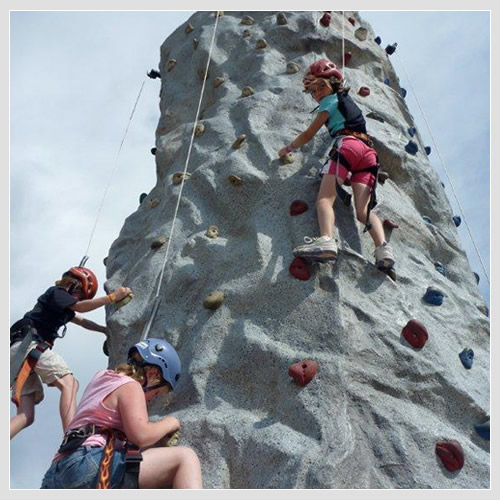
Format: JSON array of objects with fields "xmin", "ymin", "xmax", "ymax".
[{"xmin": 278, "ymin": 58, "xmax": 395, "ymax": 270}]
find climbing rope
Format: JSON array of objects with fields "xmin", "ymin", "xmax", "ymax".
[
  {"xmin": 82, "ymin": 78, "xmax": 146, "ymax": 263},
  {"xmin": 395, "ymin": 52, "xmax": 490, "ymax": 286},
  {"xmin": 140, "ymin": 12, "xmax": 221, "ymax": 341}
]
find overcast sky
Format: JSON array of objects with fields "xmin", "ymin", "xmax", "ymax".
[{"xmin": 9, "ymin": 9, "xmax": 490, "ymax": 490}]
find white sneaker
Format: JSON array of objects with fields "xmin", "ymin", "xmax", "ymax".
[
  {"xmin": 374, "ymin": 242, "xmax": 395, "ymax": 269},
  {"xmin": 293, "ymin": 236, "xmax": 338, "ymax": 261}
]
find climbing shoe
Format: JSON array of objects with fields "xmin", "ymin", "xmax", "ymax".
[
  {"xmin": 293, "ymin": 236, "xmax": 338, "ymax": 261},
  {"xmin": 374, "ymin": 242, "xmax": 395, "ymax": 269}
]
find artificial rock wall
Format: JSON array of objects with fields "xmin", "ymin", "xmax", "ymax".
[{"xmin": 104, "ymin": 11, "xmax": 490, "ymax": 488}]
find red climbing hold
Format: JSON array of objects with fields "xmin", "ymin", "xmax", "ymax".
[
  {"xmin": 289, "ymin": 257, "xmax": 311, "ymax": 281},
  {"xmin": 344, "ymin": 52, "xmax": 352, "ymax": 65},
  {"xmin": 289, "ymin": 359, "xmax": 318, "ymax": 387},
  {"xmin": 435, "ymin": 440, "xmax": 465, "ymax": 472},
  {"xmin": 320, "ymin": 12, "xmax": 331, "ymax": 27},
  {"xmin": 383, "ymin": 219, "xmax": 399, "ymax": 230},
  {"xmin": 348, "ymin": 17, "xmax": 356, "ymax": 26},
  {"xmin": 358, "ymin": 86, "xmax": 370, "ymax": 97},
  {"xmin": 290, "ymin": 200, "xmax": 309, "ymax": 216},
  {"xmin": 402, "ymin": 319, "xmax": 428, "ymax": 348}
]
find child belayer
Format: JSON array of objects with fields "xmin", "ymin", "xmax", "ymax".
[
  {"xmin": 10, "ymin": 266, "xmax": 132, "ymax": 439},
  {"xmin": 278, "ymin": 58, "xmax": 395, "ymax": 271}
]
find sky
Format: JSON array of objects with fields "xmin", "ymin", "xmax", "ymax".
[{"xmin": 8, "ymin": 8, "xmax": 491, "ymax": 491}]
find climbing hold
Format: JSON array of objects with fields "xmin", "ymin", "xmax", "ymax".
[
  {"xmin": 116, "ymin": 292, "xmax": 134, "ymax": 308},
  {"xmin": 452, "ymin": 215, "xmax": 461, "ymax": 227},
  {"xmin": 383, "ymin": 77, "xmax": 391, "ymax": 85},
  {"xmin": 242, "ymin": 29, "xmax": 251, "ymax": 38},
  {"xmin": 474, "ymin": 419, "xmax": 490, "ymax": 441},
  {"xmin": 172, "ymin": 172, "xmax": 191, "ymax": 185},
  {"xmin": 423, "ymin": 286, "xmax": 445, "ymax": 306},
  {"xmin": 228, "ymin": 175, "xmax": 243, "ymax": 186},
  {"xmin": 289, "ymin": 257, "xmax": 311, "ymax": 281},
  {"xmin": 203, "ymin": 290, "xmax": 225, "ymax": 310},
  {"xmin": 385, "ymin": 43, "xmax": 398, "ymax": 55},
  {"xmin": 319, "ymin": 12, "xmax": 331, "ymax": 27},
  {"xmin": 167, "ymin": 59, "xmax": 177, "ymax": 72},
  {"xmin": 241, "ymin": 15, "xmax": 255, "ymax": 25},
  {"xmin": 344, "ymin": 52, "xmax": 352, "ymax": 65},
  {"xmin": 256, "ymin": 39, "xmax": 268, "ymax": 49},
  {"xmin": 400, "ymin": 88, "xmax": 407, "ymax": 98},
  {"xmin": 193, "ymin": 39, "xmax": 199, "ymax": 50},
  {"xmin": 213, "ymin": 77, "xmax": 225, "ymax": 88},
  {"xmin": 198, "ymin": 68, "xmax": 209, "ymax": 81},
  {"xmin": 216, "ymin": 11, "xmax": 224, "ymax": 18},
  {"xmin": 377, "ymin": 171, "xmax": 389, "ymax": 185},
  {"xmin": 459, "ymin": 348, "xmax": 474, "ymax": 369},
  {"xmin": 425, "ymin": 146, "xmax": 432, "ymax": 155},
  {"xmin": 374, "ymin": 36, "xmax": 382, "ymax": 45},
  {"xmin": 163, "ymin": 429, "xmax": 181, "ymax": 447},
  {"xmin": 139, "ymin": 193, "xmax": 147, "ymax": 205},
  {"xmin": 232, "ymin": 134, "xmax": 247, "ymax": 149},
  {"xmin": 422, "ymin": 215, "xmax": 433, "ymax": 225},
  {"xmin": 151, "ymin": 236, "xmax": 168, "ymax": 250},
  {"xmin": 241, "ymin": 86, "xmax": 255, "ymax": 97},
  {"xmin": 103, "ymin": 339, "xmax": 109, "ymax": 357},
  {"xmin": 205, "ymin": 225, "xmax": 220, "ymax": 239},
  {"xmin": 289, "ymin": 360, "xmax": 318, "ymax": 387},
  {"xmin": 355, "ymin": 27, "xmax": 368, "ymax": 41},
  {"xmin": 194, "ymin": 123, "xmax": 205, "ymax": 137},
  {"xmin": 408, "ymin": 126, "xmax": 417, "ymax": 137},
  {"xmin": 358, "ymin": 86, "xmax": 370, "ymax": 97},
  {"xmin": 147, "ymin": 69, "xmax": 161, "ymax": 79},
  {"xmin": 405, "ymin": 140, "xmax": 418, "ymax": 155},
  {"xmin": 287, "ymin": 62, "xmax": 300, "ymax": 74},
  {"xmin": 280, "ymin": 153, "xmax": 295, "ymax": 165},
  {"xmin": 434, "ymin": 262, "xmax": 447, "ymax": 276},
  {"xmin": 473, "ymin": 272, "xmax": 480, "ymax": 284},
  {"xmin": 185, "ymin": 23, "xmax": 194, "ymax": 34},
  {"xmin": 366, "ymin": 111, "xmax": 384, "ymax": 123},
  {"xmin": 103, "ymin": 256, "xmax": 108, "ymax": 267},
  {"xmin": 290, "ymin": 200, "xmax": 309, "ymax": 216},
  {"xmin": 149, "ymin": 198, "xmax": 160, "ymax": 209},
  {"xmin": 348, "ymin": 17, "xmax": 356, "ymax": 26},
  {"xmin": 402, "ymin": 319, "xmax": 429, "ymax": 349},
  {"xmin": 277, "ymin": 12, "xmax": 288, "ymax": 25},
  {"xmin": 383, "ymin": 219, "xmax": 399, "ymax": 230},
  {"xmin": 435, "ymin": 440, "xmax": 464, "ymax": 472},
  {"xmin": 151, "ymin": 147, "xmax": 157, "ymax": 155}
]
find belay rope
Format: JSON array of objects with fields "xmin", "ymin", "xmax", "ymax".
[{"xmin": 140, "ymin": 12, "xmax": 221, "ymax": 341}]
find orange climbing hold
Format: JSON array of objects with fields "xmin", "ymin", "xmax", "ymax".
[
  {"xmin": 289, "ymin": 360, "xmax": 318, "ymax": 387},
  {"xmin": 402, "ymin": 319, "xmax": 428, "ymax": 348},
  {"xmin": 289, "ymin": 257, "xmax": 311, "ymax": 281}
]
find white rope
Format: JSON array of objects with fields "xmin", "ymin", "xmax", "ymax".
[
  {"xmin": 154, "ymin": 13, "xmax": 220, "ymax": 300},
  {"xmin": 83, "ymin": 78, "xmax": 146, "ymax": 260},
  {"xmin": 395, "ymin": 52, "xmax": 490, "ymax": 285}
]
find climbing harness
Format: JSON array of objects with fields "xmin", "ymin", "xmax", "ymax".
[
  {"xmin": 58, "ymin": 424, "xmax": 142, "ymax": 489},
  {"xmin": 395, "ymin": 51, "xmax": 490, "ymax": 286},
  {"xmin": 140, "ymin": 12, "xmax": 221, "ymax": 342}
]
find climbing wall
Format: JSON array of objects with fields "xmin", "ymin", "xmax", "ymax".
[{"xmin": 104, "ymin": 11, "xmax": 489, "ymax": 488}]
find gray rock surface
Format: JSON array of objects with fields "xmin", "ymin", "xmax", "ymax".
[{"xmin": 104, "ymin": 11, "xmax": 489, "ymax": 488}]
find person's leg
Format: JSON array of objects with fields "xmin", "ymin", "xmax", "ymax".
[
  {"xmin": 351, "ymin": 182, "xmax": 386, "ymax": 247},
  {"xmin": 139, "ymin": 447, "xmax": 203, "ymax": 489},
  {"xmin": 10, "ymin": 393, "xmax": 36, "ymax": 439},
  {"xmin": 50, "ymin": 374, "xmax": 79, "ymax": 432},
  {"xmin": 316, "ymin": 173, "xmax": 338, "ymax": 238}
]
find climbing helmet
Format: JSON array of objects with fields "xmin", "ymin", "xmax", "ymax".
[{"xmin": 63, "ymin": 266, "xmax": 98, "ymax": 299}]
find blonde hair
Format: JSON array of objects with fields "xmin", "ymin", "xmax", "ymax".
[
  {"xmin": 55, "ymin": 276, "xmax": 80, "ymax": 289},
  {"xmin": 115, "ymin": 362, "xmax": 147, "ymax": 383}
]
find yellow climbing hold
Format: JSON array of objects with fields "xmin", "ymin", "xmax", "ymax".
[
  {"xmin": 167, "ymin": 59, "xmax": 177, "ymax": 72},
  {"xmin": 256, "ymin": 39, "xmax": 268, "ymax": 49},
  {"xmin": 205, "ymin": 225, "xmax": 220, "ymax": 239},
  {"xmin": 241, "ymin": 15, "xmax": 255, "ymax": 25},
  {"xmin": 280, "ymin": 153, "xmax": 295, "ymax": 165},
  {"xmin": 172, "ymin": 172, "xmax": 191, "ymax": 185},
  {"xmin": 194, "ymin": 123, "xmax": 205, "ymax": 137},
  {"xmin": 203, "ymin": 290, "xmax": 225, "ymax": 310},
  {"xmin": 228, "ymin": 175, "xmax": 243, "ymax": 186},
  {"xmin": 241, "ymin": 86, "xmax": 254, "ymax": 97},
  {"xmin": 232, "ymin": 134, "xmax": 247, "ymax": 149},
  {"xmin": 213, "ymin": 77, "xmax": 225, "ymax": 88},
  {"xmin": 116, "ymin": 292, "xmax": 134, "ymax": 309}
]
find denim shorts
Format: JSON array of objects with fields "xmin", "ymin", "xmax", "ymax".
[{"xmin": 41, "ymin": 446, "xmax": 126, "ymax": 489}]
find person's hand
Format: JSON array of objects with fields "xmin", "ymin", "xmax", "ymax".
[
  {"xmin": 278, "ymin": 144, "xmax": 295, "ymax": 157},
  {"xmin": 113, "ymin": 287, "xmax": 132, "ymax": 301}
]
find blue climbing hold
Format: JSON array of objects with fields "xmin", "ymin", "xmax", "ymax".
[
  {"xmin": 139, "ymin": 193, "xmax": 148, "ymax": 204},
  {"xmin": 405, "ymin": 140, "xmax": 418, "ymax": 155},
  {"xmin": 424, "ymin": 146, "xmax": 431, "ymax": 155},
  {"xmin": 383, "ymin": 77, "xmax": 390, "ymax": 85},
  {"xmin": 422, "ymin": 215, "xmax": 433, "ymax": 225},
  {"xmin": 459, "ymin": 348, "xmax": 474, "ymax": 369},
  {"xmin": 434, "ymin": 262, "xmax": 446, "ymax": 276},
  {"xmin": 400, "ymin": 88, "xmax": 407, "ymax": 98},
  {"xmin": 374, "ymin": 36, "xmax": 382, "ymax": 45},
  {"xmin": 385, "ymin": 43, "xmax": 397, "ymax": 55},
  {"xmin": 474, "ymin": 420, "xmax": 490, "ymax": 441},
  {"xmin": 423, "ymin": 286, "xmax": 444, "ymax": 306},
  {"xmin": 453, "ymin": 215, "xmax": 462, "ymax": 227},
  {"xmin": 408, "ymin": 127, "xmax": 417, "ymax": 137},
  {"xmin": 151, "ymin": 147, "xmax": 157, "ymax": 155},
  {"xmin": 473, "ymin": 272, "xmax": 480, "ymax": 284}
]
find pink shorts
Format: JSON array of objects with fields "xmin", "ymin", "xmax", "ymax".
[{"xmin": 322, "ymin": 136, "xmax": 377, "ymax": 188}]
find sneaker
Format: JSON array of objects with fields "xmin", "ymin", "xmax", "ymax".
[
  {"xmin": 293, "ymin": 236, "xmax": 338, "ymax": 261},
  {"xmin": 374, "ymin": 242, "xmax": 395, "ymax": 269}
]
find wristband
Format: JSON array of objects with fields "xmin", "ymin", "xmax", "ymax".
[{"xmin": 107, "ymin": 293, "xmax": 116, "ymax": 303}]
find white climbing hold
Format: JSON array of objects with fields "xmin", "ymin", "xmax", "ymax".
[
  {"xmin": 355, "ymin": 27, "xmax": 368, "ymax": 41},
  {"xmin": 194, "ymin": 123, "xmax": 205, "ymax": 137},
  {"xmin": 287, "ymin": 62, "xmax": 300, "ymax": 74}
]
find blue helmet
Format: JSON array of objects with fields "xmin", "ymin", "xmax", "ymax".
[{"xmin": 129, "ymin": 338, "xmax": 181, "ymax": 390}]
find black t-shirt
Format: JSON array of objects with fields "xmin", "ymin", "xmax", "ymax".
[{"xmin": 23, "ymin": 286, "xmax": 78, "ymax": 342}]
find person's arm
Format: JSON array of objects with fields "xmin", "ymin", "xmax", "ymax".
[
  {"xmin": 70, "ymin": 313, "xmax": 107, "ymax": 334},
  {"xmin": 278, "ymin": 110, "xmax": 329, "ymax": 157},
  {"xmin": 70, "ymin": 287, "xmax": 132, "ymax": 313},
  {"xmin": 117, "ymin": 381, "xmax": 180, "ymax": 448}
]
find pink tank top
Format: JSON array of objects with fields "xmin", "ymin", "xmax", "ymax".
[{"xmin": 62, "ymin": 369, "xmax": 136, "ymax": 451}]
